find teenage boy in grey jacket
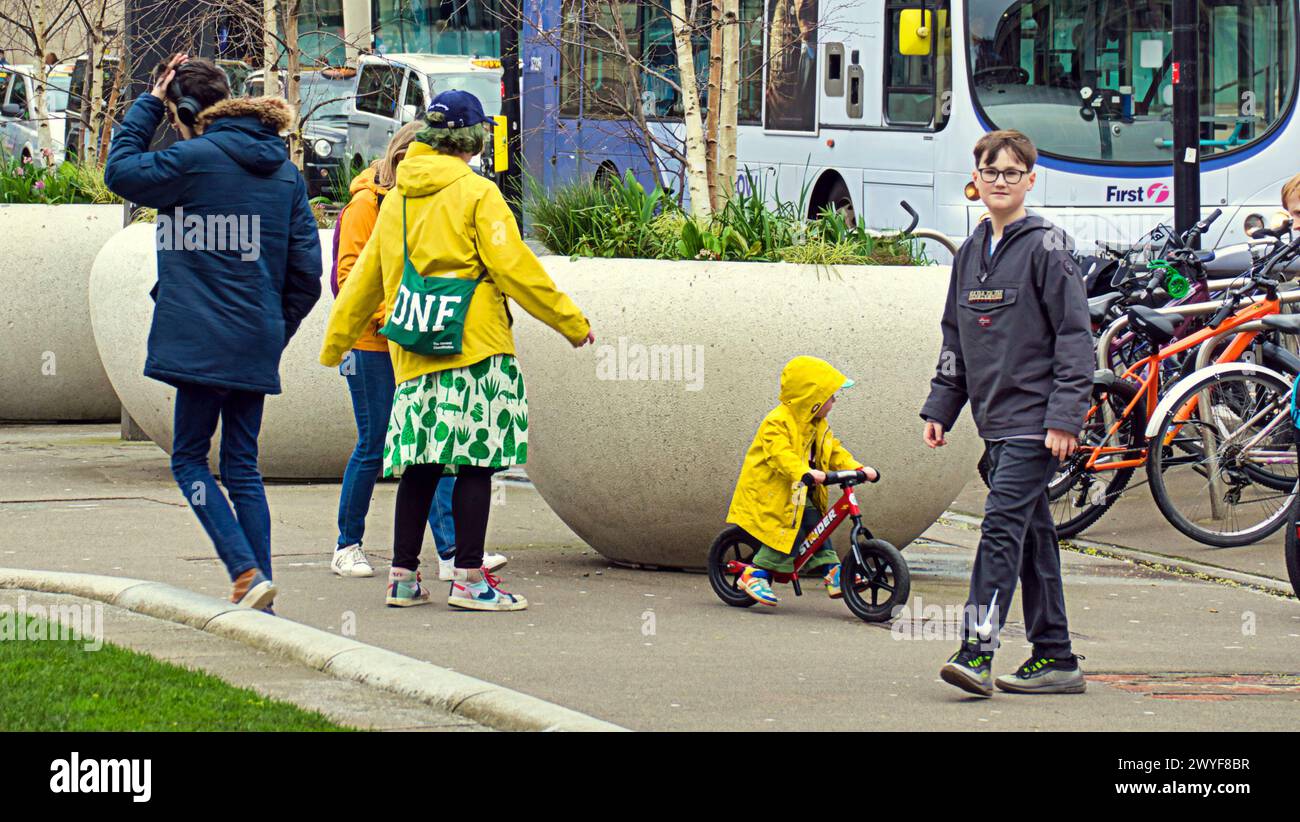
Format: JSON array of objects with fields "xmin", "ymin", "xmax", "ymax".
[{"xmin": 921, "ymin": 129, "xmax": 1093, "ymax": 698}]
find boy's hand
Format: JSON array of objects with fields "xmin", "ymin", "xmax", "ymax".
[
  {"xmin": 858, "ymin": 466, "xmax": 880, "ymax": 482},
  {"xmin": 151, "ymin": 53, "xmax": 188, "ymax": 101},
  {"xmin": 806, "ymin": 469, "xmax": 827, "ymax": 485},
  {"xmin": 923, "ymin": 421, "xmax": 947, "ymax": 448},
  {"xmin": 1045, "ymin": 428, "xmax": 1078, "ymax": 461}
]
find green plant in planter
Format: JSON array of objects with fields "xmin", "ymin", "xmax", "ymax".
[
  {"xmin": 527, "ymin": 166, "xmax": 929, "ymax": 266},
  {"xmin": 0, "ymin": 151, "xmax": 125, "ymax": 205}
]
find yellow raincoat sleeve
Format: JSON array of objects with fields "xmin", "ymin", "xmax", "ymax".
[
  {"xmin": 474, "ymin": 186, "xmax": 590, "ymax": 345},
  {"xmin": 320, "ymin": 231, "xmax": 386, "ymax": 366},
  {"xmin": 759, "ymin": 418, "xmax": 812, "ymax": 482}
]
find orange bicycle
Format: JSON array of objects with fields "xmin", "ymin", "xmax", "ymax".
[{"xmin": 1051, "ymin": 239, "xmax": 1300, "ymax": 539}]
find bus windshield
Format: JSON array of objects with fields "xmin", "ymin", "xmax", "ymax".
[{"xmin": 966, "ymin": 0, "xmax": 1297, "ymax": 164}]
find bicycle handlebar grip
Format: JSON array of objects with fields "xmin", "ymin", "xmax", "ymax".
[
  {"xmin": 800, "ymin": 472, "xmax": 817, "ymax": 488},
  {"xmin": 865, "ymin": 468, "xmax": 881, "ymax": 483},
  {"xmin": 1200, "ymin": 208, "xmax": 1223, "ymax": 232}
]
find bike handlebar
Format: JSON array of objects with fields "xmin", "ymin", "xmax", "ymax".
[{"xmin": 800, "ymin": 468, "xmax": 879, "ymax": 487}]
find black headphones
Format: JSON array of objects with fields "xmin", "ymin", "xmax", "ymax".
[{"xmin": 174, "ymin": 92, "xmax": 202, "ymax": 128}]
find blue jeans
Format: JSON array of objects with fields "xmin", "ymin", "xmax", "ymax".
[
  {"xmin": 337, "ymin": 350, "xmax": 456, "ymax": 557},
  {"xmin": 170, "ymin": 382, "xmax": 271, "ymax": 582}
]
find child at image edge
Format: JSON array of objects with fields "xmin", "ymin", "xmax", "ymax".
[{"xmin": 726, "ymin": 355, "xmax": 878, "ymax": 605}]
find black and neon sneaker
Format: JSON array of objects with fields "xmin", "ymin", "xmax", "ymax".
[
  {"xmin": 995, "ymin": 654, "xmax": 1086, "ymax": 694},
  {"xmin": 940, "ymin": 640, "xmax": 994, "ymax": 697}
]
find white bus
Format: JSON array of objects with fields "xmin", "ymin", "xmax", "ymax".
[{"xmin": 521, "ymin": 0, "xmax": 1299, "ymax": 258}]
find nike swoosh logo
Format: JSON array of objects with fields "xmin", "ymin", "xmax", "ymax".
[{"xmin": 975, "ymin": 590, "xmax": 999, "ymax": 640}]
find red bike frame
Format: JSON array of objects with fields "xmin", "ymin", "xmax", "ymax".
[{"xmin": 723, "ymin": 485, "xmax": 865, "ymax": 589}]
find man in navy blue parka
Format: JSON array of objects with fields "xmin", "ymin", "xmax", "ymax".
[{"xmin": 105, "ymin": 54, "xmax": 321, "ymax": 611}]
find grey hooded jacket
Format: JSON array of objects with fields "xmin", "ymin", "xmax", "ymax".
[{"xmin": 920, "ymin": 214, "xmax": 1093, "ymax": 440}]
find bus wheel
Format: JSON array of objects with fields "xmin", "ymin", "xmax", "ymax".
[
  {"xmin": 826, "ymin": 178, "xmax": 856, "ymax": 226},
  {"xmin": 594, "ymin": 162, "xmax": 619, "ymax": 189}
]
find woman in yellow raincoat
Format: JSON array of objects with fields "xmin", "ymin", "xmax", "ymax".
[{"xmin": 321, "ymin": 90, "xmax": 593, "ymax": 612}]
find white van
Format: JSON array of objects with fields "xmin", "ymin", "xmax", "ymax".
[
  {"xmin": 0, "ymin": 64, "xmax": 72, "ymax": 163},
  {"xmin": 347, "ymin": 54, "xmax": 502, "ymax": 171}
]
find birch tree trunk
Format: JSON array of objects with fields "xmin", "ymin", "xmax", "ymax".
[
  {"xmin": 669, "ymin": 0, "xmax": 712, "ymax": 218},
  {"xmin": 263, "ymin": 0, "xmax": 280, "ymax": 97},
  {"xmin": 718, "ymin": 0, "xmax": 740, "ymax": 201},
  {"xmin": 704, "ymin": 0, "xmax": 722, "ymax": 211},
  {"xmin": 84, "ymin": 0, "xmax": 109, "ymax": 166},
  {"xmin": 283, "ymin": 1, "xmax": 303, "ymax": 169},
  {"xmin": 32, "ymin": 0, "xmax": 54, "ymax": 162}
]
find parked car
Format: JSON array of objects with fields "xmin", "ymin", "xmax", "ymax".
[
  {"xmin": 0, "ymin": 63, "xmax": 73, "ymax": 163},
  {"xmin": 246, "ymin": 66, "xmax": 357, "ymax": 199},
  {"xmin": 347, "ymin": 54, "xmax": 502, "ymax": 172}
]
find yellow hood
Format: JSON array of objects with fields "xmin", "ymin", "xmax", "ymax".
[
  {"xmin": 395, "ymin": 143, "xmax": 476, "ymax": 198},
  {"xmin": 349, "ymin": 165, "xmax": 386, "ymax": 197},
  {"xmin": 780, "ymin": 356, "xmax": 851, "ymax": 422}
]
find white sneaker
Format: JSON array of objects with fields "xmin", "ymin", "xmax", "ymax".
[
  {"xmin": 437, "ymin": 552, "xmax": 507, "ymax": 581},
  {"xmin": 331, "ymin": 544, "xmax": 374, "ymax": 578}
]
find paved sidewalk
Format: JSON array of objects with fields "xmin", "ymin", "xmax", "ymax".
[{"xmin": 2, "ymin": 423, "xmax": 1298, "ymax": 731}]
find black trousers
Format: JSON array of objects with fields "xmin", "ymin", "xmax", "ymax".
[
  {"xmin": 392, "ymin": 464, "xmax": 494, "ymax": 572},
  {"xmin": 963, "ymin": 439, "xmax": 1073, "ymax": 658}
]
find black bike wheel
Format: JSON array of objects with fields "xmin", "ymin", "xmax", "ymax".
[
  {"xmin": 1147, "ymin": 369, "xmax": 1298, "ymax": 547},
  {"xmin": 1049, "ymin": 379, "xmax": 1144, "ymax": 538},
  {"xmin": 840, "ymin": 535, "xmax": 910, "ymax": 623},
  {"xmin": 707, "ymin": 525, "xmax": 760, "ymax": 608},
  {"xmin": 1286, "ymin": 495, "xmax": 1300, "ymax": 598}
]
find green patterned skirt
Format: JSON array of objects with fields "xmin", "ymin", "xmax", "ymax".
[{"xmin": 383, "ymin": 354, "xmax": 529, "ymax": 478}]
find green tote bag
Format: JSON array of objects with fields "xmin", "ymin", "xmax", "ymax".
[{"xmin": 379, "ymin": 196, "xmax": 486, "ymax": 356}]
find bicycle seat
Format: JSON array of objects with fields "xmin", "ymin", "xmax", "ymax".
[
  {"xmin": 1127, "ymin": 305, "xmax": 1183, "ymax": 344},
  {"xmin": 1262, "ymin": 314, "xmax": 1300, "ymax": 335},
  {"xmin": 1089, "ymin": 292, "xmax": 1124, "ymax": 324}
]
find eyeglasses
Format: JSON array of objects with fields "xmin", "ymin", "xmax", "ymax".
[{"xmin": 978, "ymin": 167, "xmax": 1028, "ymax": 185}]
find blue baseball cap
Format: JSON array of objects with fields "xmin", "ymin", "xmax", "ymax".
[{"xmin": 426, "ymin": 89, "xmax": 494, "ymax": 129}]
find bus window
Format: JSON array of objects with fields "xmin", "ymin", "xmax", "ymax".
[
  {"xmin": 884, "ymin": 1, "xmax": 952, "ymax": 128},
  {"xmin": 583, "ymin": 0, "xmax": 640, "ymax": 118},
  {"xmin": 738, "ymin": 0, "xmax": 764, "ymax": 124},
  {"xmin": 560, "ymin": 0, "xmax": 582, "ymax": 117},
  {"xmin": 638, "ymin": 0, "xmax": 710, "ymax": 120},
  {"xmin": 966, "ymin": 0, "xmax": 1296, "ymax": 164}
]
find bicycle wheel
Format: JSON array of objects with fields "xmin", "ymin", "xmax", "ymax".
[
  {"xmin": 1050, "ymin": 378, "xmax": 1144, "ymax": 539},
  {"xmin": 840, "ymin": 532, "xmax": 910, "ymax": 622},
  {"xmin": 707, "ymin": 525, "xmax": 760, "ymax": 608},
  {"xmin": 1286, "ymin": 495, "xmax": 1300, "ymax": 598},
  {"xmin": 1147, "ymin": 369, "xmax": 1299, "ymax": 547}
]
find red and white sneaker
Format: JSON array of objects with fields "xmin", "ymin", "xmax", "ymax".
[{"xmin": 448, "ymin": 570, "xmax": 528, "ymax": 612}]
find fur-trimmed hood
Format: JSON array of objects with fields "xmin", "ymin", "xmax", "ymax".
[
  {"xmin": 195, "ymin": 96, "xmax": 293, "ymax": 132},
  {"xmin": 194, "ymin": 96, "xmax": 291, "ymax": 176}
]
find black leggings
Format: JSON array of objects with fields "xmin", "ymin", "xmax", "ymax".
[{"xmin": 392, "ymin": 464, "xmax": 493, "ymax": 572}]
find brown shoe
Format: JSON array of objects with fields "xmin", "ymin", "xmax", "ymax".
[{"xmin": 231, "ymin": 569, "xmax": 276, "ymax": 610}]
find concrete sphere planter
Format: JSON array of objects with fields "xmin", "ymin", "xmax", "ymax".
[
  {"xmin": 514, "ymin": 257, "xmax": 980, "ymax": 569},
  {"xmin": 89, "ymin": 223, "xmax": 354, "ymax": 479},
  {"xmin": 0, "ymin": 204, "xmax": 125, "ymax": 421}
]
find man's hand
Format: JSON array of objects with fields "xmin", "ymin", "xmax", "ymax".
[
  {"xmin": 151, "ymin": 53, "xmax": 188, "ymax": 101},
  {"xmin": 1045, "ymin": 428, "xmax": 1078, "ymax": 461},
  {"xmin": 923, "ymin": 421, "xmax": 947, "ymax": 448},
  {"xmin": 580, "ymin": 330, "xmax": 596, "ymax": 347}
]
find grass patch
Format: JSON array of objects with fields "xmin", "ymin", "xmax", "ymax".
[{"xmin": 0, "ymin": 614, "xmax": 350, "ymax": 731}]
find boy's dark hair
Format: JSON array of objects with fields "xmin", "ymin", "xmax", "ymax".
[
  {"xmin": 973, "ymin": 129, "xmax": 1037, "ymax": 170},
  {"xmin": 153, "ymin": 58, "xmax": 230, "ymax": 112}
]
